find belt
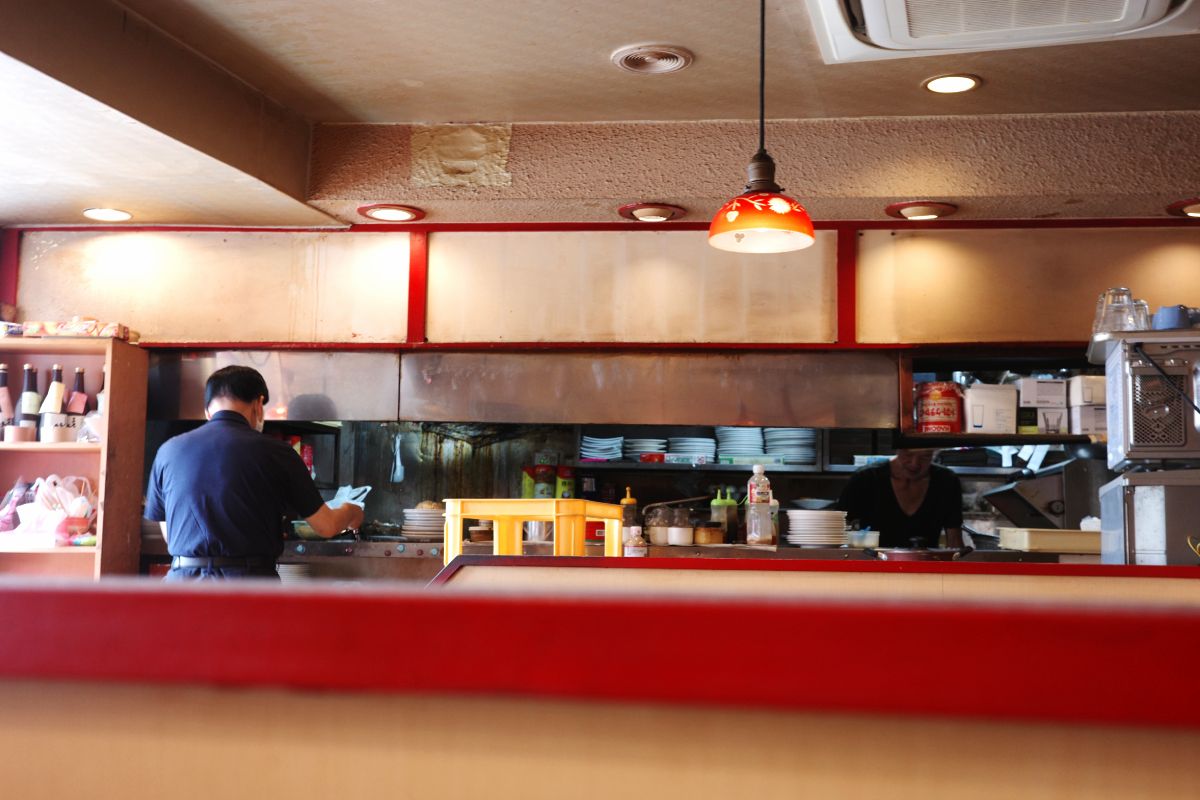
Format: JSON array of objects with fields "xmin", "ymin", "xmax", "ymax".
[{"xmin": 171, "ymin": 556, "xmax": 275, "ymax": 569}]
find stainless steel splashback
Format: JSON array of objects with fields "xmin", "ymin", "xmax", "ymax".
[
  {"xmin": 399, "ymin": 352, "xmax": 899, "ymax": 427},
  {"xmin": 148, "ymin": 351, "xmax": 400, "ymax": 420}
]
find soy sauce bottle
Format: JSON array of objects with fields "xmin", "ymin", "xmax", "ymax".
[{"xmin": 18, "ymin": 364, "xmax": 41, "ymax": 428}]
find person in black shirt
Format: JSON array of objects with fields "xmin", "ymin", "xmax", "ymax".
[
  {"xmin": 835, "ymin": 449, "xmax": 963, "ymax": 549},
  {"xmin": 145, "ymin": 366, "xmax": 364, "ymax": 580}
]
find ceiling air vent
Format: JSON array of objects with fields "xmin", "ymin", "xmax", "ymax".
[
  {"xmin": 610, "ymin": 44, "xmax": 695, "ymax": 74},
  {"xmin": 803, "ymin": 0, "xmax": 1200, "ymax": 62}
]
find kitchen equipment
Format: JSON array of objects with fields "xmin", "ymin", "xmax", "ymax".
[
  {"xmin": 1104, "ymin": 335, "xmax": 1200, "ymax": 469},
  {"xmin": 667, "ymin": 506, "xmax": 693, "ymax": 546},
  {"xmin": 1099, "ymin": 470, "xmax": 1200, "ymax": 565},
  {"xmin": 865, "ymin": 543, "xmax": 973, "ymax": 561},
  {"xmin": 982, "ymin": 458, "xmax": 1110, "ymax": 529},
  {"xmin": 644, "ymin": 505, "xmax": 671, "ymax": 546}
]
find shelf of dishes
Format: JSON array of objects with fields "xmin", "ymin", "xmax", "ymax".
[{"xmin": 578, "ymin": 426, "xmax": 819, "ymax": 467}]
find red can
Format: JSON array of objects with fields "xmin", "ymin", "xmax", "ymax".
[{"xmin": 915, "ymin": 382, "xmax": 963, "ymax": 433}]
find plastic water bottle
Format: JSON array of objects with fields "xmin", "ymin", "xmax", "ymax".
[{"xmin": 746, "ymin": 465, "xmax": 774, "ymax": 545}]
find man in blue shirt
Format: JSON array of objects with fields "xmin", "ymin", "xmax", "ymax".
[{"xmin": 145, "ymin": 366, "xmax": 363, "ymax": 580}]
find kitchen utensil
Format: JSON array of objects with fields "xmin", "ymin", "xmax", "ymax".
[{"xmin": 863, "ymin": 545, "xmax": 973, "ymax": 561}]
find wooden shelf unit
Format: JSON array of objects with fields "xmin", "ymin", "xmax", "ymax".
[{"xmin": 0, "ymin": 338, "xmax": 147, "ymax": 578}]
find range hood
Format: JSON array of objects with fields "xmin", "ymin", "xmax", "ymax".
[{"xmin": 149, "ymin": 349, "xmax": 900, "ymax": 427}]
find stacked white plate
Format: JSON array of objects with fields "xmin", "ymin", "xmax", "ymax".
[
  {"xmin": 784, "ymin": 509, "xmax": 848, "ymax": 547},
  {"xmin": 402, "ymin": 507, "xmax": 446, "ymax": 538},
  {"xmin": 765, "ymin": 427, "xmax": 818, "ymax": 465},
  {"xmin": 715, "ymin": 426, "xmax": 766, "ymax": 458},
  {"xmin": 276, "ymin": 563, "xmax": 312, "ymax": 584},
  {"xmin": 667, "ymin": 436, "xmax": 717, "ymax": 457},
  {"xmin": 581, "ymin": 435, "xmax": 623, "ymax": 460},
  {"xmin": 623, "ymin": 437, "xmax": 667, "ymax": 460}
]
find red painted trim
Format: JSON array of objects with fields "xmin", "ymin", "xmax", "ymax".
[
  {"xmin": 406, "ymin": 231, "xmax": 428, "ymax": 343},
  {"xmin": 16, "ymin": 225, "xmax": 350, "ymax": 234},
  {"xmin": 835, "ymin": 227, "xmax": 857, "ymax": 345},
  {"xmin": 0, "ymin": 229, "xmax": 20, "ymax": 307},
  {"xmin": 136, "ymin": 340, "xmax": 1088, "ymax": 354},
  {"xmin": 1, "ymin": 580, "xmax": 1199, "ymax": 729},
  {"xmin": 434, "ymin": 555, "xmax": 1200, "ymax": 581}
]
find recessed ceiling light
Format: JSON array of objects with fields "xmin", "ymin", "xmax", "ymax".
[
  {"xmin": 611, "ymin": 44, "xmax": 695, "ymax": 75},
  {"xmin": 923, "ymin": 74, "xmax": 980, "ymax": 94},
  {"xmin": 1166, "ymin": 198, "xmax": 1200, "ymax": 218},
  {"xmin": 82, "ymin": 207, "xmax": 132, "ymax": 222},
  {"xmin": 618, "ymin": 203, "xmax": 686, "ymax": 222},
  {"xmin": 357, "ymin": 204, "xmax": 425, "ymax": 222},
  {"xmin": 885, "ymin": 201, "xmax": 958, "ymax": 221}
]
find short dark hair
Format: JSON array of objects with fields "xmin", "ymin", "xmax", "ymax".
[{"xmin": 205, "ymin": 366, "xmax": 269, "ymax": 408}]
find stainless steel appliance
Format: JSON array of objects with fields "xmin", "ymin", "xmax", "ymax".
[
  {"xmin": 1099, "ymin": 471, "xmax": 1200, "ymax": 565},
  {"xmin": 1105, "ymin": 334, "xmax": 1200, "ymax": 470},
  {"xmin": 982, "ymin": 458, "xmax": 1110, "ymax": 530}
]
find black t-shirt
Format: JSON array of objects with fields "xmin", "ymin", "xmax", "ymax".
[
  {"xmin": 835, "ymin": 464, "xmax": 963, "ymax": 548},
  {"xmin": 144, "ymin": 411, "xmax": 324, "ymax": 559}
]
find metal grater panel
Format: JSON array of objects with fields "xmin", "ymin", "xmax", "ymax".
[{"xmin": 1131, "ymin": 373, "xmax": 1188, "ymax": 447}]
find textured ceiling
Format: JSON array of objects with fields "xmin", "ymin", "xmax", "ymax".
[{"xmin": 0, "ymin": 0, "xmax": 1198, "ymax": 226}]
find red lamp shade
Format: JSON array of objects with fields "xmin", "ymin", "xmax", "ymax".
[{"xmin": 708, "ymin": 192, "xmax": 815, "ymax": 253}]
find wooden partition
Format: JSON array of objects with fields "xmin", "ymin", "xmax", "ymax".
[{"xmin": 434, "ymin": 556, "xmax": 1200, "ymax": 607}]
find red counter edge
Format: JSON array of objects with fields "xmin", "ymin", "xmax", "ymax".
[{"xmin": 2, "ymin": 570, "xmax": 1199, "ymax": 731}]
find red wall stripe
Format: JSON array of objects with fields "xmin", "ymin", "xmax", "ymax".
[
  {"xmin": 835, "ymin": 226, "xmax": 857, "ymax": 344},
  {"xmin": 0, "ymin": 229, "xmax": 20, "ymax": 308},
  {"xmin": 406, "ymin": 231, "xmax": 428, "ymax": 343}
]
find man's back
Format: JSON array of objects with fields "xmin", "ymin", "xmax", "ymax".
[{"xmin": 146, "ymin": 411, "xmax": 323, "ymax": 559}]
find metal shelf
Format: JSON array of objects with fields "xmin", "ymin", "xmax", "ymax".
[
  {"xmin": 569, "ymin": 461, "xmax": 821, "ymax": 473},
  {"xmin": 897, "ymin": 433, "xmax": 1093, "ymax": 448}
]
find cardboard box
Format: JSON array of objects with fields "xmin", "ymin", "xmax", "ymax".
[
  {"xmin": 1068, "ymin": 375, "xmax": 1106, "ymax": 406},
  {"xmin": 1015, "ymin": 377, "xmax": 1066, "ymax": 408},
  {"xmin": 1017, "ymin": 406, "xmax": 1069, "ymax": 434},
  {"xmin": 964, "ymin": 384, "xmax": 1017, "ymax": 434},
  {"xmin": 1070, "ymin": 404, "xmax": 1107, "ymax": 434}
]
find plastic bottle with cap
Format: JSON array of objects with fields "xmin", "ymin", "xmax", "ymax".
[
  {"xmin": 711, "ymin": 488, "xmax": 738, "ymax": 542},
  {"xmin": 620, "ymin": 486, "xmax": 639, "ymax": 544},
  {"xmin": 746, "ymin": 465, "xmax": 774, "ymax": 545}
]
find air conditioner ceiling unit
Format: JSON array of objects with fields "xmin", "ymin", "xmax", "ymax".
[{"xmin": 805, "ymin": 0, "xmax": 1200, "ymax": 63}]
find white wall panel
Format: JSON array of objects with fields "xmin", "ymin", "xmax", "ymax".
[
  {"xmin": 857, "ymin": 228, "xmax": 1200, "ymax": 343},
  {"xmin": 426, "ymin": 230, "xmax": 837, "ymax": 343},
  {"xmin": 18, "ymin": 231, "xmax": 410, "ymax": 343}
]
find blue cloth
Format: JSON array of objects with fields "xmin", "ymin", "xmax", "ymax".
[{"xmin": 145, "ymin": 411, "xmax": 324, "ymax": 568}]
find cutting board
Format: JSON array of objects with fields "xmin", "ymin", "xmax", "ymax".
[{"xmin": 998, "ymin": 527, "xmax": 1101, "ymax": 554}]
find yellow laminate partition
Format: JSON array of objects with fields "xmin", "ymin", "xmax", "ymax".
[{"xmin": 442, "ymin": 499, "xmax": 625, "ymax": 565}]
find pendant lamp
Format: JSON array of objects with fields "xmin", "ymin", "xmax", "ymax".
[{"xmin": 708, "ymin": 0, "xmax": 814, "ymax": 253}]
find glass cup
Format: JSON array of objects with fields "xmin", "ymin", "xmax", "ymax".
[{"xmin": 1095, "ymin": 287, "xmax": 1136, "ymax": 333}]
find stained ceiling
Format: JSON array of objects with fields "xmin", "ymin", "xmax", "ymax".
[{"xmin": 2, "ymin": 0, "xmax": 1199, "ymax": 226}]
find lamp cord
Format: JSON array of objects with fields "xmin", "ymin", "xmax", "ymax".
[{"xmin": 758, "ymin": 0, "xmax": 766, "ymax": 154}]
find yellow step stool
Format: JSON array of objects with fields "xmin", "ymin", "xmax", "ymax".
[{"xmin": 442, "ymin": 498, "xmax": 625, "ymax": 564}]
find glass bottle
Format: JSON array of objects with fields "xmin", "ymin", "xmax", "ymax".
[
  {"xmin": 18, "ymin": 364, "xmax": 41, "ymax": 428},
  {"xmin": 66, "ymin": 367, "xmax": 89, "ymax": 415},
  {"xmin": 0, "ymin": 364, "xmax": 13, "ymax": 427},
  {"xmin": 39, "ymin": 364, "xmax": 65, "ymax": 415}
]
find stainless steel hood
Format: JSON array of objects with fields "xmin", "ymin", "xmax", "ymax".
[
  {"xmin": 148, "ymin": 351, "xmax": 400, "ymax": 420},
  {"xmin": 399, "ymin": 351, "xmax": 899, "ymax": 427}
]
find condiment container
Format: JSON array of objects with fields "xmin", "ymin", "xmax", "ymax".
[
  {"xmin": 645, "ymin": 506, "xmax": 670, "ymax": 546},
  {"xmin": 693, "ymin": 525, "xmax": 724, "ymax": 545},
  {"xmin": 667, "ymin": 506, "xmax": 693, "ymax": 546},
  {"xmin": 623, "ymin": 526, "xmax": 648, "ymax": 557}
]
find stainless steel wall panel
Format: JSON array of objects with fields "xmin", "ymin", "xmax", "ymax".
[
  {"xmin": 148, "ymin": 351, "xmax": 400, "ymax": 420},
  {"xmin": 399, "ymin": 352, "xmax": 899, "ymax": 428}
]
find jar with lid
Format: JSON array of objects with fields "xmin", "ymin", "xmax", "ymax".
[
  {"xmin": 667, "ymin": 506, "xmax": 693, "ymax": 546},
  {"xmin": 645, "ymin": 505, "xmax": 671, "ymax": 546}
]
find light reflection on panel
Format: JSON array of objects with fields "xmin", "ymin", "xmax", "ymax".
[
  {"xmin": 149, "ymin": 351, "xmax": 400, "ymax": 420},
  {"xmin": 426, "ymin": 230, "xmax": 838, "ymax": 343},
  {"xmin": 857, "ymin": 228, "xmax": 1200, "ymax": 343},
  {"xmin": 400, "ymin": 352, "xmax": 898, "ymax": 428}
]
